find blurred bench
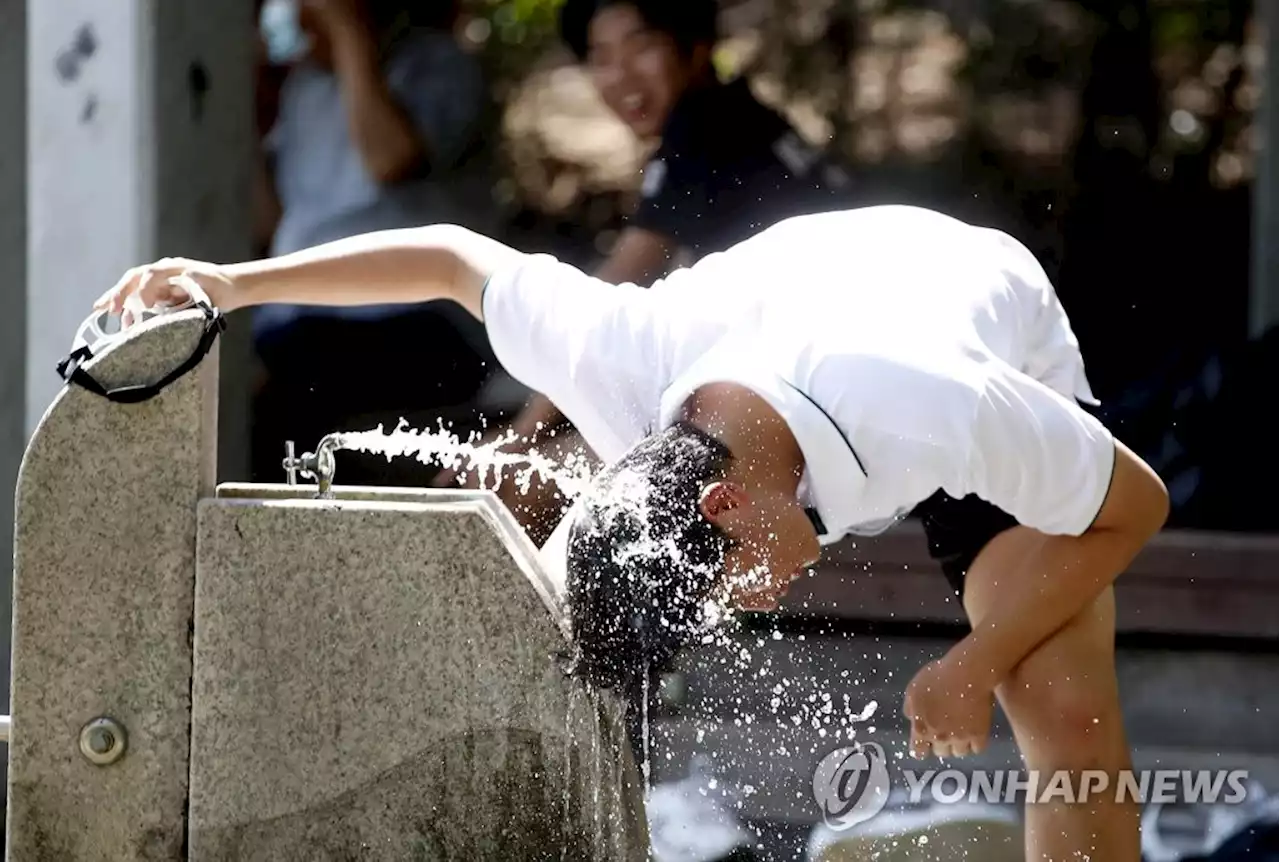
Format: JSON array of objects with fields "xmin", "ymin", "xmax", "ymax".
[{"xmin": 780, "ymin": 524, "xmax": 1278, "ymax": 640}]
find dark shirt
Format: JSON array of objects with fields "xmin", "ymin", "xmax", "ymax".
[{"xmin": 628, "ymin": 77, "xmax": 854, "ymax": 257}]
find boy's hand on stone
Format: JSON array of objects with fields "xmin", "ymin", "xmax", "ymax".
[
  {"xmin": 903, "ymin": 653, "xmax": 995, "ymax": 760},
  {"xmin": 95, "ymin": 258, "xmax": 240, "ymax": 326}
]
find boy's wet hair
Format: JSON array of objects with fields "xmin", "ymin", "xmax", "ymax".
[
  {"xmin": 560, "ymin": 0, "xmax": 719, "ymax": 61},
  {"xmin": 562, "ymin": 421, "xmax": 733, "ymax": 697}
]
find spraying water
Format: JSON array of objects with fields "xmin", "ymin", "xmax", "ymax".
[{"xmin": 335, "ymin": 418, "xmax": 599, "ymax": 499}]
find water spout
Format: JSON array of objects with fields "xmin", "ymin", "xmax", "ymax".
[{"xmin": 281, "ymin": 433, "xmax": 345, "ymax": 498}]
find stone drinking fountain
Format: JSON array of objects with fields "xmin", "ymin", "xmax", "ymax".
[{"xmin": 4, "ymin": 309, "xmax": 649, "ymax": 861}]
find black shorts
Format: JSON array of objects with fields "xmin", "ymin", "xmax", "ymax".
[{"xmin": 914, "ymin": 491, "xmax": 1019, "ymax": 601}]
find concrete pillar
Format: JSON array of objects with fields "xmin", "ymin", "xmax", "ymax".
[
  {"xmin": 1252, "ymin": 0, "xmax": 1278, "ymax": 338},
  {"xmin": 26, "ymin": 0, "xmax": 254, "ymax": 477}
]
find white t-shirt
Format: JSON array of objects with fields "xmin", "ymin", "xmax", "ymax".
[{"xmin": 481, "ymin": 205, "xmax": 1116, "ymax": 541}]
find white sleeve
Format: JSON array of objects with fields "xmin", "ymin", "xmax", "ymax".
[
  {"xmin": 480, "ymin": 255, "xmax": 667, "ymax": 462},
  {"xmin": 966, "ymin": 367, "xmax": 1117, "ymax": 536}
]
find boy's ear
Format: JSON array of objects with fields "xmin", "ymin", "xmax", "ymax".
[{"xmin": 698, "ymin": 481, "xmax": 748, "ymax": 524}]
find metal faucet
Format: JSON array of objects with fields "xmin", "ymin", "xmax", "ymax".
[{"xmin": 282, "ymin": 434, "xmax": 344, "ymax": 498}]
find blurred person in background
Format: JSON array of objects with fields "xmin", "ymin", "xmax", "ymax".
[
  {"xmin": 252, "ymin": 0, "xmax": 500, "ymax": 484},
  {"xmin": 437, "ymin": 0, "xmax": 858, "ymax": 545},
  {"xmin": 563, "ymin": 0, "xmax": 854, "ymax": 275}
]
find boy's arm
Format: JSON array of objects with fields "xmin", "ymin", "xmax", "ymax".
[
  {"xmin": 226, "ymin": 225, "xmax": 523, "ymax": 318},
  {"xmin": 98, "ymin": 225, "xmax": 525, "ymax": 322},
  {"xmin": 100, "ymin": 232, "xmax": 659, "ymax": 466},
  {"xmin": 957, "ymin": 374, "xmax": 1170, "ymax": 686},
  {"xmin": 961, "ymin": 439, "xmax": 1169, "ymax": 688}
]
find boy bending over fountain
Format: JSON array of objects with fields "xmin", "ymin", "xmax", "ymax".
[{"xmin": 99, "ymin": 205, "xmax": 1169, "ymax": 862}]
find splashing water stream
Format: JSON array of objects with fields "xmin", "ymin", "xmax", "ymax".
[{"xmin": 335, "ymin": 418, "xmax": 600, "ymax": 501}]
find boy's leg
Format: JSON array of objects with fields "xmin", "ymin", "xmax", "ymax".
[{"xmin": 963, "ymin": 526, "xmax": 1139, "ymax": 862}]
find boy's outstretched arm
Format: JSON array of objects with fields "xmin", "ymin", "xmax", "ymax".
[{"xmin": 95, "ymin": 225, "xmax": 527, "ymax": 322}]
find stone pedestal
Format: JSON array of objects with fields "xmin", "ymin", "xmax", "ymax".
[
  {"xmin": 8, "ymin": 313, "xmax": 648, "ymax": 861},
  {"xmin": 8, "ymin": 313, "xmax": 217, "ymax": 860}
]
